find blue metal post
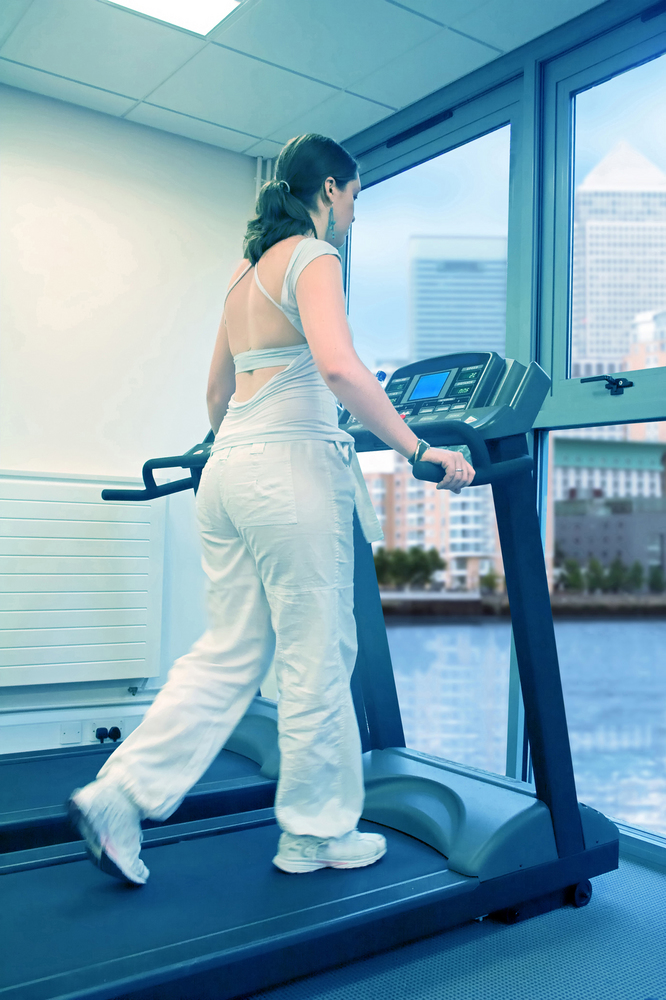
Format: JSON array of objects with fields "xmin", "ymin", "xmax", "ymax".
[
  {"xmin": 489, "ymin": 435, "xmax": 585, "ymax": 857},
  {"xmin": 351, "ymin": 512, "xmax": 406, "ymax": 750}
]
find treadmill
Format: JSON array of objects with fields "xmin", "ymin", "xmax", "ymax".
[{"xmin": 0, "ymin": 352, "xmax": 619, "ymax": 1000}]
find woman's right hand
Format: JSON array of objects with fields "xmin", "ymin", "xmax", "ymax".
[{"xmin": 421, "ymin": 448, "xmax": 475, "ymax": 493}]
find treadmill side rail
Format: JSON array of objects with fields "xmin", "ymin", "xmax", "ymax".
[{"xmin": 362, "ymin": 748, "xmax": 558, "ymax": 880}]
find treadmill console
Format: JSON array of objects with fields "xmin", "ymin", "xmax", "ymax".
[{"xmin": 339, "ymin": 351, "xmax": 550, "ymax": 452}]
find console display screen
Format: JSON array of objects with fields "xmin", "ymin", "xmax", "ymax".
[{"xmin": 408, "ymin": 371, "xmax": 451, "ymax": 402}]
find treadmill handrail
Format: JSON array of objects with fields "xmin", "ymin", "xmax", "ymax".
[
  {"xmin": 101, "ymin": 432, "xmax": 214, "ymax": 502},
  {"xmin": 100, "ymin": 419, "xmax": 533, "ymax": 502},
  {"xmin": 411, "ymin": 418, "xmax": 533, "ymax": 485}
]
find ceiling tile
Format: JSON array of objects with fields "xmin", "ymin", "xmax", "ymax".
[
  {"xmin": 146, "ymin": 44, "xmax": 336, "ymax": 137},
  {"xmin": 268, "ymin": 91, "xmax": 394, "ymax": 146},
  {"xmin": 352, "ymin": 27, "xmax": 497, "ymax": 108},
  {"xmin": 385, "ymin": 0, "xmax": 491, "ymax": 27},
  {"xmin": 126, "ymin": 102, "xmax": 255, "ymax": 152},
  {"xmin": 0, "ymin": 59, "xmax": 137, "ymax": 115},
  {"xmin": 452, "ymin": 0, "xmax": 607, "ymax": 51},
  {"xmin": 0, "ymin": 0, "xmax": 34, "ymax": 49},
  {"xmin": 243, "ymin": 138, "xmax": 285, "ymax": 159},
  {"xmin": 210, "ymin": 0, "xmax": 441, "ymax": 89},
  {"xmin": 0, "ymin": 0, "xmax": 205, "ymax": 98}
]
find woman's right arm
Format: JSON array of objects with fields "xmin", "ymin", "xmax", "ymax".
[{"xmin": 296, "ymin": 256, "xmax": 475, "ymax": 492}]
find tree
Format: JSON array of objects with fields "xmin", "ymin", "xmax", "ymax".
[
  {"xmin": 373, "ymin": 548, "xmax": 391, "ymax": 586},
  {"xmin": 404, "ymin": 547, "xmax": 445, "ymax": 588},
  {"xmin": 390, "ymin": 548, "xmax": 411, "ymax": 588},
  {"xmin": 586, "ymin": 557, "xmax": 606, "ymax": 594},
  {"xmin": 480, "ymin": 568, "xmax": 498, "ymax": 594},
  {"xmin": 606, "ymin": 557, "xmax": 628, "ymax": 593},
  {"xmin": 373, "ymin": 547, "xmax": 445, "ymax": 589},
  {"xmin": 648, "ymin": 565, "xmax": 665, "ymax": 593},
  {"xmin": 561, "ymin": 558, "xmax": 584, "ymax": 592},
  {"xmin": 626, "ymin": 561, "xmax": 644, "ymax": 593}
]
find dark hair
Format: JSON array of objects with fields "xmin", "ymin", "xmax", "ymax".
[{"xmin": 243, "ymin": 134, "xmax": 358, "ymax": 265}]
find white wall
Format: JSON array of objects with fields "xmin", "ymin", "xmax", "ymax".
[
  {"xmin": 0, "ymin": 84, "xmax": 254, "ymax": 473},
  {"xmin": 0, "ymin": 85, "xmax": 256, "ymax": 749}
]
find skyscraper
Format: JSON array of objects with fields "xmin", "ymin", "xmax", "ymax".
[
  {"xmin": 571, "ymin": 141, "xmax": 666, "ymax": 375},
  {"xmin": 409, "ymin": 236, "xmax": 507, "ymax": 362}
]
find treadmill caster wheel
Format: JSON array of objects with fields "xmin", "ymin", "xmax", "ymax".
[
  {"xmin": 491, "ymin": 879, "xmax": 593, "ymax": 925},
  {"xmin": 569, "ymin": 879, "xmax": 593, "ymax": 908}
]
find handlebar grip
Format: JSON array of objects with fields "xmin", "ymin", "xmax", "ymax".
[
  {"xmin": 101, "ymin": 477, "xmax": 194, "ymax": 502},
  {"xmin": 413, "ymin": 454, "xmax": 533, "ymax": 486},
  {"xmin": 426, "ymin": 419, "xmax": 491, "ymax": 473}
]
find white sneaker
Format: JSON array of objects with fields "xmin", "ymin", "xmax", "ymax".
[
  {"xmin": 68, "ymin": 779, "xmax": 149, "ymax": 885},
  {"xmin": 273, "ymin": 829, "xmax": 387, "ymax": 874}
]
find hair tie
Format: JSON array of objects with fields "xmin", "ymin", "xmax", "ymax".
[{"xmin": 277, "ymin": 179, "xmax": 290, "ymax": 194}]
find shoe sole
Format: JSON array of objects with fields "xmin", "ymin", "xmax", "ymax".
[
  {"xmin": 272, "ymin": 845, "xmax": 387, "ymax": 874},
  {"xmin": 67, "ymin": 798, "xmax": 147, "ymax": 886}
]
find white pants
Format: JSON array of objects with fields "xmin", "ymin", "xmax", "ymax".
[{"xmin": 97, "ymin": 439, "xmax": 364, "ymax": 838}]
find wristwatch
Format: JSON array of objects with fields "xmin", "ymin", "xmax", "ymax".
[{"xmin": 408, "ymin": 439, "xmax": 430, "ymax": 466}]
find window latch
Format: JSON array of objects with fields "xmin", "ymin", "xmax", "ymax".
[{"xmin": 580, "ymin": 374, "xmax": 635, "ymax": 396}]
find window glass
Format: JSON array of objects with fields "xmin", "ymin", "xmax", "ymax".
[
  {"xmin": 349, "ymin": 127, "xmax": 510, "ymax": 370},
  {"xmin": 352, "ymin": 128, "xmax": 512, "ymax": 775},
  {"xmin": 566, "ymin": 56, "xmax": 666, "ymax": 833},
  {"xmin": 571, "ymin": 54, "xmax": 666, "ymax": 377},
  {"xmin": 551, "ymin": 421, "xmax": 666, "ymax": 835},
  {"xmin": 387, "ymin": 619, "xmax": 511, "ymax": 774}
]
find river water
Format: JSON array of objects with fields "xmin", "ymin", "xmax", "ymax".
[{"xmin": 386, "ymin": 618, "xmax": 666, "ymax": 838}]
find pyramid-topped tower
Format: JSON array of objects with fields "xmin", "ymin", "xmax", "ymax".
[
  {"xmin": 571, "ymin": 142, "xmax": 666, "ymax": 371},
  {"xmin": 579, "ymin": 140, "xmax": 666, "ymax": 192}
]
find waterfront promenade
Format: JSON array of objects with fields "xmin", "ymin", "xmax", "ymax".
[{"xmin": 380, "ymin": 589, "xmax": 666, "ymax": 617}]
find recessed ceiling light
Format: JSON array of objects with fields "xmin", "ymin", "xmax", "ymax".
[{"xmin": 105, "ymin": 0, "xmax": 241, "ymax": 35}]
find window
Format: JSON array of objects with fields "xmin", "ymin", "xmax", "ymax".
[{"xmin": 570, "ymin": 54, "xmax": 666, "ymax": 377}]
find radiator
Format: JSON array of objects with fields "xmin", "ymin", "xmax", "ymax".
[{"xmin": 0, "ymin": 473, "xmax": 165, "ymax": 686}]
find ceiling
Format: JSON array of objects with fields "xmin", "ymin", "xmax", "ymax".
[{"xmin": 0, "ymin": 0, "xmax": 608, "ymax": 160}]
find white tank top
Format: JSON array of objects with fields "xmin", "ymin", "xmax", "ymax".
[{"xmin": 211, "ymin": 237, "xmax": 383, "ymax": 544}]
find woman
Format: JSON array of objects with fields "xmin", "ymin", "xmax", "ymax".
[{"xmin": 69, "ymin": 134, "xmax": 475, "ymax": 885}]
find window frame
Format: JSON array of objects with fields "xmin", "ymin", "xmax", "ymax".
[{"xmin": 536, "ymin": 16, "xmax": 666, "ymax": 430}]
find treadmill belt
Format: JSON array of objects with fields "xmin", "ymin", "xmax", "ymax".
[
  {"xmin": 1, "ymin": 821, "xmax": 469, "ymax": 1000},
  {"xmin": 1, "ymin": 749, "xmax": 274, "ymax": 855},
  {"xmin": 0, "ymin": 747, "xmax": 262, "ymax": 818}
]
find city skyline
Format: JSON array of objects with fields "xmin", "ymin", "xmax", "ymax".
[{"xmin": 348, "ymin": 50, "xmax": 666, "ymax": 373}]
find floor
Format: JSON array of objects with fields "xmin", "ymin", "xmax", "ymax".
[{"xmin": 246, "ymin": 859, "xmax": 666, "ymax": 1000}]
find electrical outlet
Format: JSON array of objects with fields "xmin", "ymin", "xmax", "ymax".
[
  {"xmin": 89, "ymin": 720, "xmax": 125, "ymax": 744},
  {"xmin": 60, "ymin": 722, "xmax": 82, "ymax": 745}
]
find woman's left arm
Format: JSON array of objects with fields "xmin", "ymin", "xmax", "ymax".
[{"xmin": 206, "ymin": 314, "xmax": 236, "ymax": 434}]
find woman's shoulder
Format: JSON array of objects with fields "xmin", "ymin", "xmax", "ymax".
[
  {"xmin": 265, "ymin": 236, "xmax": 339, "ymax": 259},
  {"xmin": 227, "ymin": 258, "xmax": 252, "ymax": 289},
  {"xmin": 285, "ymin": 237, "xmax": 341, "ymax": 265}
]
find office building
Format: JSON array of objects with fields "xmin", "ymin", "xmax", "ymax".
[
  {"xmin": 552, "ymin": 438, "xmax": 666, "ymax": 501},
  {"xmin": 363, "ymin": 453, "xmax": 502, "ymax": 591},
  {"xmin": 571, "ymin": 141, "xmax": 666, "ymax": 375},
  {"xmin": 409, "ymin": 236, "xmax": 507, "ymax": 362}
]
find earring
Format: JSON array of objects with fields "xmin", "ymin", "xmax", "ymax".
[{"xmin": 327, "ymin": 207, "xmax": 336, "ymax": 240}]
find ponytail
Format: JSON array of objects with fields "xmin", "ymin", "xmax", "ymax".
[{"xmin": 243, "ymin": 134, "xmax": 358, "ymax": 265}]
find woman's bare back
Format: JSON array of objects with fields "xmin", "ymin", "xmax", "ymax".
[{"xmin": 225, "ymin": 236, "xmax": 309, "ymax": 402}]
